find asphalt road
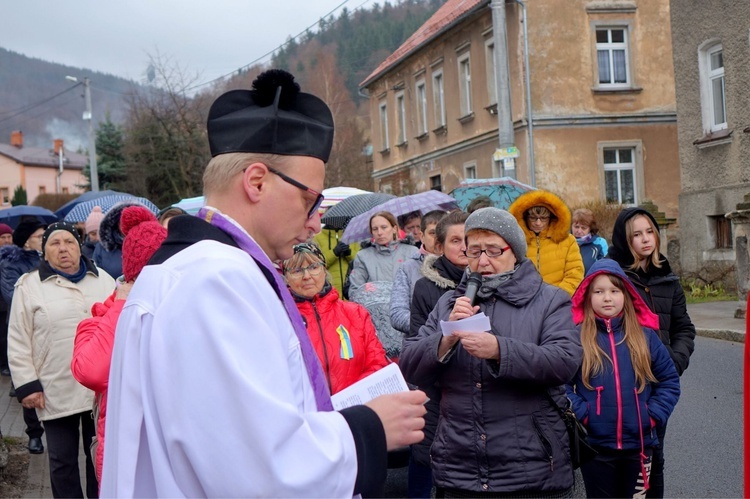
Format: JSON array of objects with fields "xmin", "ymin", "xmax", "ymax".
[{"xmin": 384, "ymin": 335, "xmax": 744, "ymax": 498}]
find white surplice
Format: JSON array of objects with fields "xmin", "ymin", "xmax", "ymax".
[{"xmin": 101, "ymin": 240, "xmax": 358, "ymax": 497}]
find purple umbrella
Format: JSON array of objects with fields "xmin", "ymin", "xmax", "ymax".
[{"xmin": 341, "ymin": 190, "xmax": 458, "ymax": 244}]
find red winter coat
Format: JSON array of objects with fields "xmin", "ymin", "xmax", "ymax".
[
  {"xmin": 293, "ymin": 287, "xmax": 389, "ymax": 395},
  {"xmin": 70, "ymin": 291, "xmax": 124, "ymax": 482}
]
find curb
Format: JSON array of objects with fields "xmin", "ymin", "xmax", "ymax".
[{"xmin": 695, "ymin": 328, "xmax": 745, "ymax": 344}]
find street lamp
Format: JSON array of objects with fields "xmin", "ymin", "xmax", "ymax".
[{"xmin": 65, "ymin": 75, "xmax": 99, "ymax": 191}]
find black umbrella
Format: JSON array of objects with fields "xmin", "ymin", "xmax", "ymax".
[{"xmin": 321, "ymin": 192, "xmax": 396, "ymax": 230}]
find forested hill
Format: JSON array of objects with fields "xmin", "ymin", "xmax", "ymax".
[
  {"xmin": 271, "ymin": 0, "xmax": 444, "ymax": 102},
  {"xmin": 0, "ymin": 47, "xmax": 135, "ymax": 149}
]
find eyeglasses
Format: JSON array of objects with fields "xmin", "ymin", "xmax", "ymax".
[
  {"xmin": 527, "ymin": 216, "xmax": 550, "ymax": 222},
  {"xmin": 286, "ymin": 262, "xmax": 325, "ymax": 279},
  {"xmin": 463, "ymin": 246, "xmax": 511, "ymax": 259},
  {"xmin": 267, "ymin": 167, "xmax": 324, "ymax": 219}
]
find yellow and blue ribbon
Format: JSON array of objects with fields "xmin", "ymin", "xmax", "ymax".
[{"xmin": 337, "ymin": 325, "xmax": 354, "ymax": 360}]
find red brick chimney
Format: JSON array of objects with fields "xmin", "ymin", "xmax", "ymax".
[
  {"xmin": 10, "ymin": 131, "xmax": 23, "ymax": 148},
  {"xmin": 54, "ymin": 139, "xmax": 64, "ymax": 155}
]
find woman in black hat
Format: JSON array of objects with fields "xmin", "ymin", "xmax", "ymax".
[{"xmin": 8, "ymin": 222, "xmax": 115, "ymax": 498}]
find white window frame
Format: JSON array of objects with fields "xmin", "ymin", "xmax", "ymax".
[
  {"xmin": 415, "ymin": 79, "xmax": 428, "ymax": 136},
  {"xmin": 395, "ymin": 91, "xmax": 407, "ymax": 145},
  {"xmin": 0, "ymin": 187, "xmax": 8, "ymax": 205},
  {"xmin": 601, "ymin": 146, "xmax": 639, "ymax": 206},
  {"xmin": 457, "ymin": 52, "xmax": 473, "ymax": 116},
  {"xmin": 698, "ymin": 41, "xmax": 727, "ymax": 133},
  {"xmin": 595, "ymin": 26, "xmax": 631, "ymax": 88},
  {"xmin": 485, "ymin": 39, "xmax": 497, "ymax": 105},
  {"xmin": 464, "ymin": 161, "xmax": 477, "ymax": 180},
  {"xmin": 432, "ymin": 69, "xmax": 446, "ymax": 128},
  {"xmin": 379, "ymin": 100, "xmax": 389, "ymax": 151}
]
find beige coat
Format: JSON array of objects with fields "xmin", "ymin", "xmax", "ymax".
[{"xmin": 8, "ymin": 265, "xmax": 115, "ymax": 420}]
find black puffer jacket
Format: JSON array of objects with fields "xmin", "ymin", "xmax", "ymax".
[
  {"xmin": 406, "ymin": 254, "xmax": 465, "ymax": 468},
  {"xmin": 608, "ymin": 207, "xmax": 695, "ymax": 375},
  {"xmin": 400, "ymin": 259, "xmax": 581, "ymax": 494}
]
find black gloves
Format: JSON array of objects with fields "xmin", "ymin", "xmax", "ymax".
[{"xmin": 333, "ymin": 241, "xmax": 351, "ymax": 258}]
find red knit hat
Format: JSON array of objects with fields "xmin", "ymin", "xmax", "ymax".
[{"xmin": 120, "ymin": 206, "xmax": 167, "ymax": 281}]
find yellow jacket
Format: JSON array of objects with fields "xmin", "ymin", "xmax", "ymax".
[{"xmin": 509, "ymin": 190, "xmax": 584, "ymax": 296}]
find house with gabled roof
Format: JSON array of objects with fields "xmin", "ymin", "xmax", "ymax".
[
  {"xmin": 360, "ymin": 0, "xmax": 682, "ymax": 219},
  {"xmin": 0, "ymin": 131, "xmax": 86, "ymax": 205}
]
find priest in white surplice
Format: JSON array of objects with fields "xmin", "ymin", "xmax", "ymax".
[{"xmin": 100, "ymin": 70, "xmax": 427, "ymax": 498}]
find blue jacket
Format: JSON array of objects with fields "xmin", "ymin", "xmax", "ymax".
[
  {"xmin": 0, "ymin": 245, "xmax": 41, "ymax": 308},
  {"xmin": 576, "ymin": 234, "xmax": 608, "ymax": 273},
  {"xmin": 567, "ymin": 259, "xmax": 680, "ymax": 451}
]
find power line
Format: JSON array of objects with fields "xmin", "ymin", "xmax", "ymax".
[
  {"xmin": 0, "ymin": 93, "xmax": 82, "ymax": 137},
  {"xmin": 0, "ymin": 83, "xmax": 82, "ymax": 122},
  {"xmin": 184, "ymin": 0, "xmax": 361, "ymax": 93}
]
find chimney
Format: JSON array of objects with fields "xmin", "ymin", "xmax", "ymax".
[
  {"xmin": 54, "ymin": 139, "xmax": 64, "ymax": 155},
  {"xmin": 10, "ymin": 131, "xmax": 23, "ymax": 148}
]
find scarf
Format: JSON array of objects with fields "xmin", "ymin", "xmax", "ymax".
[
  {"xmin": 45, "ymin": 257, "xmax": 88, "ymax": 283},
  {"xmin": 473, "ymin": 264, "xmax": 522, "ymax": 299},
  {"xmin": 436, "ymin": 255, "xmax": 465, "ymax": 285},
  {"xmin": 199, "ymin": 207, "xmax": 333, "ymax": 412},
  {"xmin": 576, "ymin": 233, "xmax": 595, "ymax": 246}
]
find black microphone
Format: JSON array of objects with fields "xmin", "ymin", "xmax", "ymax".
[{"xmin": 464, "ymin": 272, "xmax": 483, "ymax": 306}]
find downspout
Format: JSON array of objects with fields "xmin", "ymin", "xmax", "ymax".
[{"xmin": 515, "ymin": 0, "xmax": 536, "ymax": 187}]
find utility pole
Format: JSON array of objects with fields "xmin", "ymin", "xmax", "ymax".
[
  {"xmin": 66, "ymin": 76, "xmax": 99, "ymax": 191},
  {"xmin": 490, "ymin": 0, "xmax": 518, "ymax": 178}
]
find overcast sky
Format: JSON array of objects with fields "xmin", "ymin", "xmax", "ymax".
[{"xmin": 2, "ymin": 0, "xmax": 372, "ymax": 86}]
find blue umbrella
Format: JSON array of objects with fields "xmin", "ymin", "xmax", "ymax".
[
  {"xmin": 0, "ymin": 205, "xmax": 58, "ymax": 229},
  {"xmin": 54, "ymin": 190, "xmax": 128, "ymax": 219},
  {"xmin": 64, "ymin": 195, "xmax": 159, "ymax": 223},
  {"xmin": 172, "ymin": 196, "xmax": 205, "ymax": 215},
  {"xmin": 450, "ymin": 177, "xmax": 534, "ymax": 211}
]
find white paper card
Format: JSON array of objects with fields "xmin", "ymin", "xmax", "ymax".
[
  {"xmin": 439, "ymin": 312, "xmax": 492, "ymax": 336},
  {"xmin": 330, "ymin": 362, "xmax": 409, "ymax": 410}
]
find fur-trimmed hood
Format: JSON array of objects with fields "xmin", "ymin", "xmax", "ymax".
[
  {"xmin": 509, "ymin": 190, "xmax": 572, "ymax": 243},
  {"xmin": 420, "ymin": 254, "xmax": 458, "ymax": 290},
  {"xmin": 98, "ymin": 201, "xmax": 146, "ymax": 252}
]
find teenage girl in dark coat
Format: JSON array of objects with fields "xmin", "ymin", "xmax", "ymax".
[{"xmin": 608, "ymin": 207, "xmax": 696, "ymax": 498}]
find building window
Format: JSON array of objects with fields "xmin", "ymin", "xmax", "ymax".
[
  {"xmin": 458, "ymin": 52, "xmax": 473, "ymax": 116},
  {"xmin": 432, "ymin": 70, "xmax": 446, "ymax": 128},
  {"xmin": 0, "ymin": 188, "xmax": 8, "ymax": 205},
  {"xmin": 381, "ymin": 183, "xmax": 393, "ymax": 195},
  {"xmin": 464, "ymin": 162, "xmax": 477, "ymax": 180},
  {"xmin": 596, "ymin": 27, "xmax": 630, "ymax": 87},
  {"xmin": 710, "ymin": 215, "xmax": 732, "ymax": 249},
  {"xmin": 38, "ymin": 186, "xmax": 46, "ymax": 195},
  {"xmin": 485, "ymin": 40, "xmax": 496, "ymax": 105},
  {"xmin": 699, "ymin": 42, "xmax": 727, "ymax": 133},
  {"xmin": 379, "ymin": 100, "xmax": 389, "ymax": 151},
  {"xmin": 415, "ymin": 80, "xmax": 428, "ymax": 136},
  {"xmin": 396, "ymin": 91, "xmax": 407, "ymax": 145},
  {"xmin": 62, "ymin": 187, "xmax": 70, "ymax": 194},
  {"xmin": 603, "ymin": 147, "xmax": 636, "ymax": 205},
  {"xmin": 430, "ymin": 174, "xmax": 442, "ymax": 192}
]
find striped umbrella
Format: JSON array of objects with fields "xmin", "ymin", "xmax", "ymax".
[
  {"xmin": 320, "ymin": 193, "xmax": 395, "ymax": 230},
  {"xmin": 320, "ymin": 187, "xmax": 371, "ymax": 209},
  {"xmin": 342, "ymin": 190, "xmax": 458, "ymax": 244},
  {"xmin": 64, "ymin": 195, "xmax": 159, "ymax": 222}
]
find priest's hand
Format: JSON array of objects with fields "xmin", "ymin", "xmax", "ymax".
[
  {"xmin": 366, "ymin": 390, "xmax": 427, "ymax": 451},
  {"xmin": 22, "ymin": 392, "xmax": 45, "ymax": 410}
]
